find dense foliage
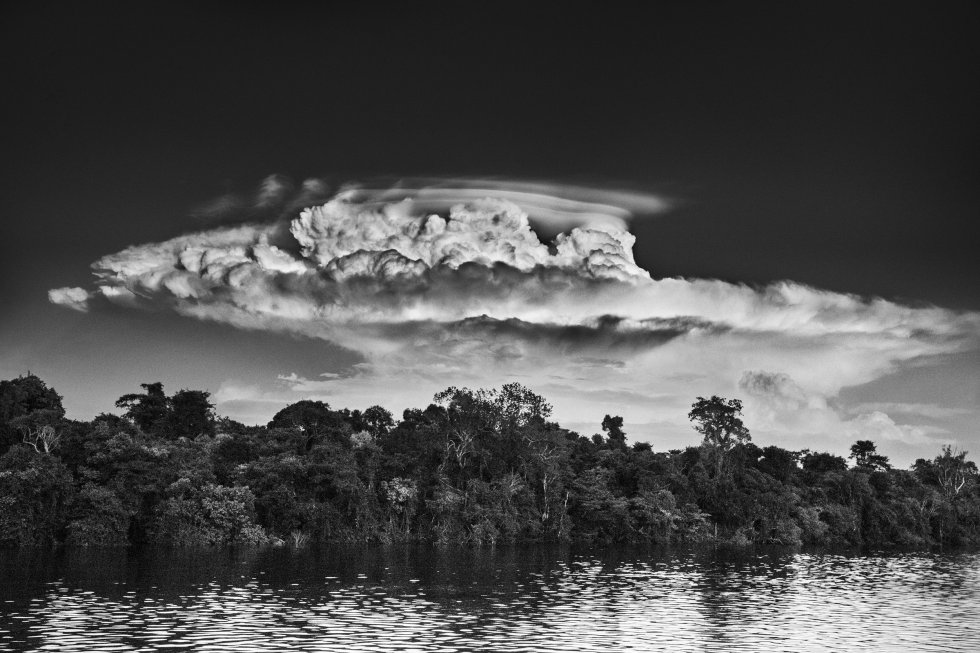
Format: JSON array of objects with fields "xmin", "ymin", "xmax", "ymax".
[{"xmin": 1, "ymin": 374, "xmax": 978, "ymax": 549}]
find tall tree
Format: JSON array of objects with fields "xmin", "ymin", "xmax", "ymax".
[
  {"xmin": 688, "ymin": 396, "xmax": 751, "ymax": 478},
  {"xmin": 688, "ymin": 396, "xmax": 751, "ymax": 450},
  {"xmin": 268, "ymin": 400, "xmax": 345, "ymax": 448},
  {"xmin": 362, "ymin": 405, "xmax": 394, "ymax": 439},
  {"xmin": 849, "ymin": 440, "xmax": 891, "ymax": 472},
  {"xmin": 168, "ymin": 389, "xmax": 215, "ymax": 439},
  {"xmin": 602, "ymin": 415, "xmax": 627, "ymax": 449},
  {"xmin": 115, "ymin": 382, "xmax": 169, "ymax": 434}
]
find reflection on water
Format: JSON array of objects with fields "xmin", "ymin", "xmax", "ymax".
[{"xmin": 1, "ymin": 546, "xmax": 978, "ymax": 652}]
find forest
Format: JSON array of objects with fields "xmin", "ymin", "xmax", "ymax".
[{"xmin": 1, "ymin": 373, "xmax": 978, "ymax": 549}]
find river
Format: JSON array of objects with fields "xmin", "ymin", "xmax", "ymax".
[{"xmin": 2, "ymin": 546, "xmax": 978, "ymax": 651}]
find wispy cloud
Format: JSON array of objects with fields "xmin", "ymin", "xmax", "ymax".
[
  {"xmin": 50, "ymin": 179, "xmax": 980, "ymax": 458},
  {"xmin": 846, "ymin": 402, "xmax": 973, "ymax": 420}
]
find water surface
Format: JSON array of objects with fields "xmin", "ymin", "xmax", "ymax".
[{"xmin": 2, "ymin": 546, "xmax": 978, "ymax": 652}]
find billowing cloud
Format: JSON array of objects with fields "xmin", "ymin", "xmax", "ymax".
[
  {"xmin": 739, "ymin": 371, "xmax": 813, "ymax": 410},
  {"xmin": 738, "ymin": 370, "xmax": 947, "ymax": 450},
  {"xmin": 50, "ymin": 179, "xmax": 980, "ymax": 462},
  {"xmin": 47, "ymin": 286, "xmax": 92, "ymax": 312}
]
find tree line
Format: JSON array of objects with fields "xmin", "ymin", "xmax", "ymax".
[{"xmin": 1, "ymin": 374, "xmax": 977, "ymax": 548}]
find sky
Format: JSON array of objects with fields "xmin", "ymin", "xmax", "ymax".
[{"xmin": 2, "ymin": 1, "xmax": 978, "ymax": 467}]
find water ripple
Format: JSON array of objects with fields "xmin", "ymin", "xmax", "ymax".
[{"xmin": 1, "ymin": 548, "xmax": 978, "ymax": 652}]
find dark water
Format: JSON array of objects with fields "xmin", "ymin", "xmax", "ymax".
[{"xmin": 1, "ymin": 546, "xmax": 978, "ymax": 652}]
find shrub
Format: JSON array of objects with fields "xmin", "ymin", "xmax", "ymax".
[
  {"xmin": 0, "ymin": 445, "xmax": 73, "ymax": 546},
  {"xmin": 152, "ymin": 481, "xmax": 271, "ymax": 546},
  {"xmin": 66, "ymin": 484, "xmax": 133, "ymax": 546}
]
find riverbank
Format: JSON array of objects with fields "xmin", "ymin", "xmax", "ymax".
[{"xmin": 3, "ymin": 376, "xmax": 979, "ymax": 551}]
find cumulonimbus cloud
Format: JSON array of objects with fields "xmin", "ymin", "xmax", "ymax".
[{"xmin": 50, "ymin": 178, "xmax": 980, "ymax": 459}]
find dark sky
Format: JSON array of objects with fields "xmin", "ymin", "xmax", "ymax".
[
  {"xmin": 1, "ymin": 1, "xmax": 978, "ymax": 453},
  {"xmin": 4, "ymin": 1, "xmax": 978, "ymax": 305}
]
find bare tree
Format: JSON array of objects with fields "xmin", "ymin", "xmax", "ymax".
[
  {"xmin": 12, "ymin": 409, "xmax": 63, "ymax": 453},
  {"xmin": 935, "ymin": 445, "xmax": 977, "ymax": 498}
]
